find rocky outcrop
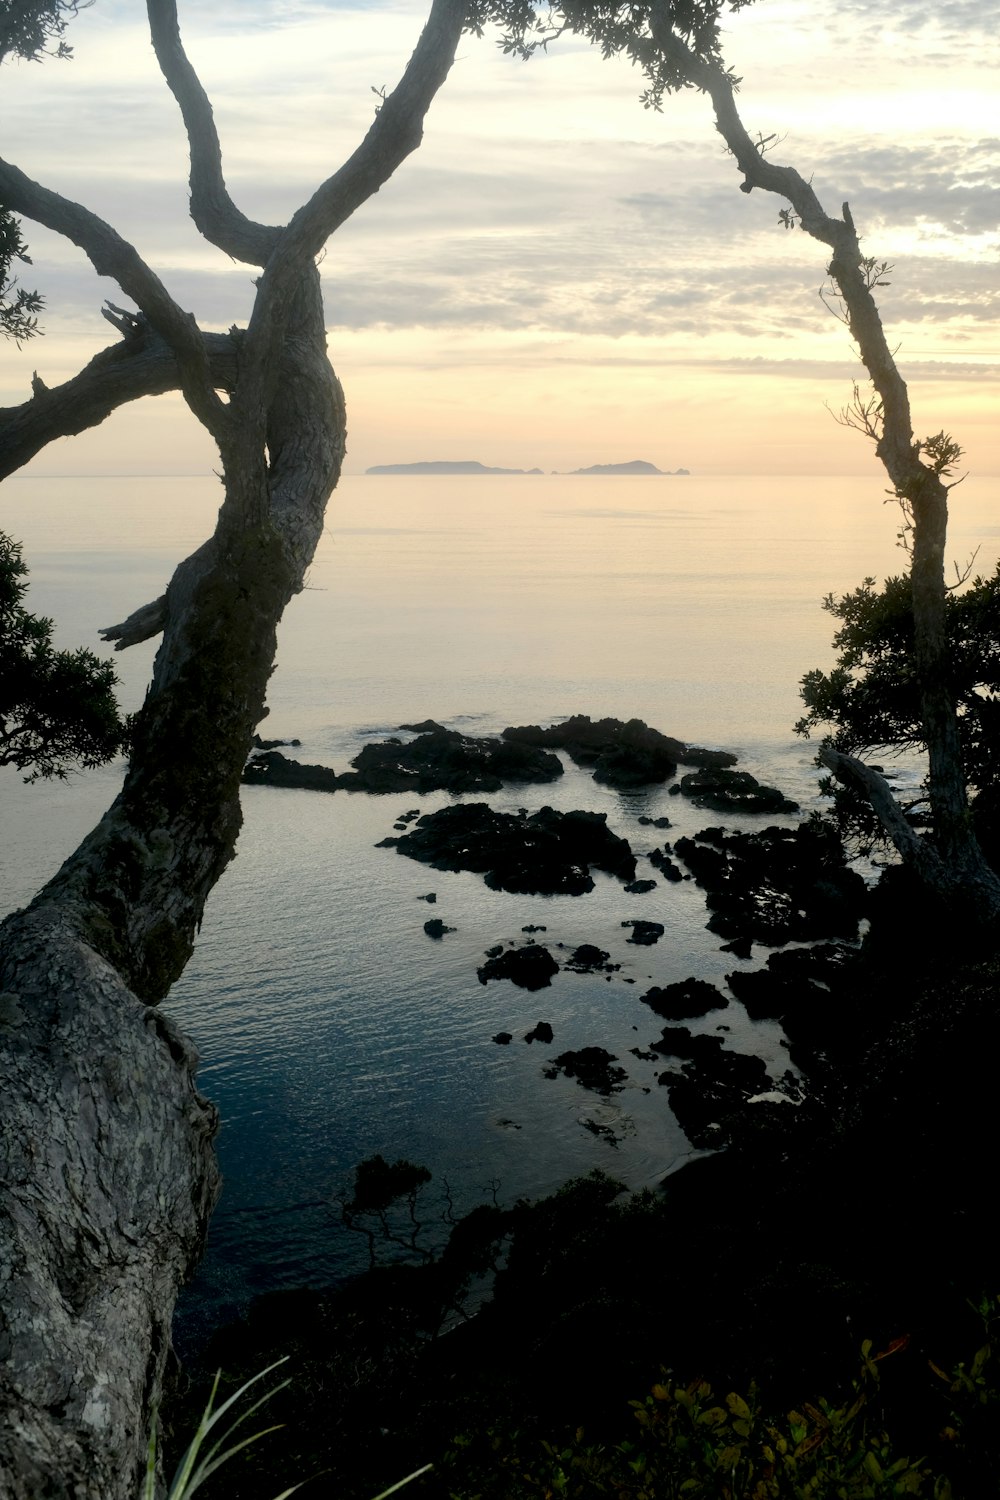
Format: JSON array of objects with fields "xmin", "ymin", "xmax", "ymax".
[
  {"xmin": 563, "ymin": 945, "xmax": 618, "ymax": 973},
  {"xmin": 338, "ymin": 724, "xmax": 563, "ymax": 794},
  {"xmin": 383, "ymin": 803, "xmax": 636, "ymax": 896},
  {"xmin": 478, "ymin": 945, "xmax": 560, "ymax": 990},
  {"xmin": 243, "ymin": 724, "xmax": 563, "ymax": 795},
  {"xmin": 242, "ymin": 749, "xmax": 339, "ymax": 791},
  {"xmin": 674, "ymin": 767, "xmax": 799, "ymax": 815},
  {"xmin": 674, "ymin": 823, "xmax": 868, "ymax": 946},
  {"xmin": 640, "ymin": 977, "xmax": 728, "ymax": 1020},
  {"xmin": 503, "ymin": 716, "xmax": 736, "ymax": 790},
  {"xmin": 542, "ymin": 1047, "xmax": 628, "ymax": 1094},
  {"xmin": 621, "ymin": 919, "xmax": 665, "ymax": 945}
]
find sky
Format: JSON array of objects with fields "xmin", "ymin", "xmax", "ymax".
[{"xmin": 0, "ymin": 0, "xmax": 997, "ymax": 477}]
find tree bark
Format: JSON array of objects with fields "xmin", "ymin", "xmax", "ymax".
[{"xmin": 0, "ymin": 2, "xmax": 466, "ymax": 1492}]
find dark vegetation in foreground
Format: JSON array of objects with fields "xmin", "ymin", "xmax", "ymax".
[{"xmin": 165, "ymin": 869, "xmax": 1000, "ymax": 1498}]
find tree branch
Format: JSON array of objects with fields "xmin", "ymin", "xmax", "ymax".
[
  {"xmin": 0, "ymin": 156, "xmax": 234, "ymax": 444},
  {"xmin": 146, "ymin": 0, "xmax": 281, "ymax": 267},
  {"xmin": 238, "ymin": 0, "xmax": 465, "ymax": 412},
  {"xmin": 0, "ymin": 326, "xmax": 238, "ymax": 480}
]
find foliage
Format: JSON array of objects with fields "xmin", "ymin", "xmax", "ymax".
[
  {"xmin": 795, "ymin": 568, "xmax": 1000, "ymax": 854},
  {"xmin": 444, "ymin": 1310, "xmax": 1000, "ymax": 1499},
  {"xmin": 0, "ymin": 0, "xmax": 90, "ymax": 63},
  {"xmin": 0, "ymin": 210, "xmax": 44, "ymax": 343},
  {"xmin": 0, "ymin": 528, "xmax": 130, "ymax": 780},
  {"xmin": 0, "ymin": 1, "xmax": 91, "ymax": 339},
  {"xmin": 464, "ymin": 1, "xmax": 753, "ymax": 111},
  {"xmin": 145, "ymin": 1359, "xmax": 304, "ymax": 1500}
]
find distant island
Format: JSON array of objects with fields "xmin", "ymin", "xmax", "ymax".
[
  {"xmin": 364, "ymin": 458, "xmax": 689, "ymax": 476},
  {"xmin": 564, "ymin": 460, "xmax": 689, "ymax": 476},
  {"xmin": 365, "ymin": 460, "xmax": 543, "ymax": 475}
]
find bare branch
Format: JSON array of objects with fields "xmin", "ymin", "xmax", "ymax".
[
  {"xmin": 146, "ymin": 0, "xmax": 280, "ymax": 267},
  {"xmin": 0, "ymin": 328, "xmax": 238, "ymax": 480},
  {"xmin": 0, "ymin": 156, "xmax": 234, "ymax": 444},
  {"xmin": 239, "ymin": 0, "xmax": 466, "ymax": 411},
  {"xmin": 101, "ymin": 595, "xmax": 168, "ymax": 649},
  {"xmin": 818, "ymin": 746, "xmax": 941, "ymax": 872}
]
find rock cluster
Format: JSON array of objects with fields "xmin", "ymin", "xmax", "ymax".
[
  {"xmin": 382, "ymin": 802, "xmax": 636, "ymax": 896},
  {"xmin": 674, "ymin": 822, "xmax": 868, "ymax": 945}
]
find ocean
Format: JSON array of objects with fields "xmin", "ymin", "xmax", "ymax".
[{"xmin": 2, "ymin": 471, "xmax": 996, "ymax": 1346}]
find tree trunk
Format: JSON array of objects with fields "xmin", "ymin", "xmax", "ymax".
[{"xmin": 0, "ymin": 267, "xmax": 345, "ymax": 1498}]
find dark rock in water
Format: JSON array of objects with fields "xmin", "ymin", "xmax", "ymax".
[
  {"xmin": 246, "ymin": 726, "xmax": 561, "ymax": 796},
  {"xmin": 648, "ymin": 847, "xmax": 684, "ymax": 882},
  {"xmin": 621, "ymin": 919, "xmax": 665, "ymax": 946},
  {"xmin": 389, "ymin": 802, "xmax": 636, "ymax": 896},
  {"xmin": 397, "ymin": 719, "xmax": 448, "ymax": 734},
  {"xmin": 252, "ymin": 734, "xmax": 302, "ymax": 750},
  {"xmin": 624, "ymin": 878, "xmax": 657, "ymax": 895},
  {"xmin": 524, "ymin": 1020, "xmax": 554, "ymax": 1044},
  {"xmin": 638, "ymin": 815, "xmax": 672, "ymax": 829},
  {"xmin": 641, "ymin": 977, "xmax": 727, "ymax": 1020},
  {"xmin": 338, "ymin": 724, "xmax": 564, "ymax": 794},
  {"xmin": 720, "ymin": 936, "xmax": 753, "ymax": 960},
  {"xmin": 478, "ymin": 945, "xmax": 560, "ymax": 990},
  {"xmin": 418, "ymin": 892, "xmax": 437, "ymax": 904},
  {"xmin": 504, "ymin": 715, "xmax": 682, "ymax": 788},
  {"xmin": 545, "ymin": 1046, "xmax": 627, "ymax": 1094},
  {"xmin": 503, "ymin": 717, "xmax": 740, "ymax": 789},
  {"xmin": 682, "ymin": 746, "xmax": 739, "ymax": 769},
  {"xmin": 564, "ymin": 944, "xmax": 618, "ymax": 973},
  {"xmin": 677, "ymin": 767, "xmax": 799, "ymax": 815},
  {"xmin": 522, "ymin": 923, "xmax": 547, "ymax": 933},
  {"xmin": 726, "ymin": 943, "xmax": 858, "ymax": 1036},
  {"xmin": 675, "ymin": 823, "xmax": 867, "ymax": 946},
  {"xmin": 242, "ymin": 749, "xmax": 339, "ymax": 791},
  {"xmin": 423, "ymin": 918, "xmax": 455, "ymax": 939},
  {"xmin": 660, "ymin": 1048, "xmax": 772, "ymax": 1148},
  {"xmin": 649, "ymin": 1026, "xmax": 725, "ymax": 1062},
  {"xmin": 492, "ymin": 1032, "xmax": 513, "ymax": 1045}
]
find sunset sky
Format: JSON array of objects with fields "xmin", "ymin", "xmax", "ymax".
[{"xmin": 0, "ymin": 0, "xmax": 996, "ymax": 478}]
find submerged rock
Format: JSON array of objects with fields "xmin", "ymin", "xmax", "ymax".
[
  {"xmin": 387, "ymin": 802, "xmax": 636, "ymax": 896},
  {"xmin": 564, "ymin": 944, "xmax": 618, "ymax": 973}
]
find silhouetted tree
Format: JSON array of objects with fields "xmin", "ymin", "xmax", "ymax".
[
  {"xmin": 0, "ymin": 529, "xmax": 128, "ymax": 779},
  {"xmin": 0, "ymin": 2, "xmax": 468, "ymax": 1492},
  {"xmin": 495, "ymin": 1, "xmax": 1000, "ymax": 921}
]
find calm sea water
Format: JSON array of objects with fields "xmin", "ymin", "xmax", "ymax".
[{"xmin": 3, "ymin": 471, "xmax": 997, "ymax": 1344}]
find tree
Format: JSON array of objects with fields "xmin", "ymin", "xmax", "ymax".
[
  {"xmin": 0, "ymin": 3, "xmax": 91, "ymax": 338},
  {"xmin": 0, "ymin": 2, "xmax": 468, "ymax": 1493},
  {"xmin": 795, "ymin": 566, "xmax": 1000, "ymax": 864},
  {"xmin": 0, "ymin": 528, "xmax": 129, "ymax": 779},
  {"xmin": 495, "ymin": 1, "xmax": 1000, "ymax": 923}
]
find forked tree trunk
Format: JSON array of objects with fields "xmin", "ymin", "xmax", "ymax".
[
  {"xmin": 0, "ymin": 269, "xmax": 345, "ymax": 1498},
  {"xmin": 0, "ymin": 3, "xmax": 465, "ymax": 1488}
]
